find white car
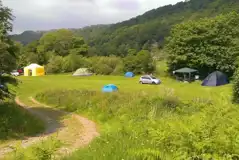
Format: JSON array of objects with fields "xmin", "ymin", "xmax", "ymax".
[
  {"xmin": 139, "ymin": 75, "xmax": 161, "ymax": 84},
  {"xmin": 10, "ymin": 70, "xmax": 20, "ymax": 76}
]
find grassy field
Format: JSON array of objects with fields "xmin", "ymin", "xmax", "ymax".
[
  {"xmin": 17, "ymin": 74, "xmax": 231, "ymax": 102},
  {"xmin": 12, "ymin": 71, "xmax": 239, "ymax": 159}
]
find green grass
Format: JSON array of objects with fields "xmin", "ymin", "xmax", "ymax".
[
  {"xmin": 0, "ymin": 102, "xmax": 44, "ymax": 145},
  {"xmin": 13, "ymin": 72, "xmax": 238, "ymax": 159},
  {"xmin": 4, "ymin": 136, "xmax": 62, "ymax": 160}
]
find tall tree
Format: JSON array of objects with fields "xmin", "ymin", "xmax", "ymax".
[
  {"xmin": 166, "ymin": 12, "xmax": 239, "ymax": 77},
  {"xmin": 0, "ymin": 0, "xmax": 16, "ymax": 72},
  {"xmin": 38, "ymin": 29, "xmax": 88, "ymax": 58},
  {"xmin": 0, "ymin": 0, "xmax": 18, "ymax": 100}
]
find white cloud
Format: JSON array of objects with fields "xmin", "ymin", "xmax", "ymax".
[{"xmin": 3, "ymin": 0, "xmax": 182, "ymax": 33}]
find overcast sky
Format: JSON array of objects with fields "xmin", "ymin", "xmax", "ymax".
[{"xmin": 3, "ymin": 0, "xmax": 182, "ymax": 34}]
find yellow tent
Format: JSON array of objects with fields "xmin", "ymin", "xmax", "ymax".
[{"xmin": 24, "ymin": 63, "xmax": 45, "ymax": 76}]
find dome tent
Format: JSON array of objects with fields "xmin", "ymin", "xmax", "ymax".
[
  {"xmin": 201, "ymin": 71, "xmax": 229, "ymax": 86},
  {"xmin": 73, "ymin": 68, "xmax": 92, "ymax": 76},
  {"xmin": 125, "ymin": 72, "xmax": 134, "ymax": 77},
  {"xmin": 24, "ymin": 63, "xmax": 45, "ymax": 76},
  {"xmin": 102, "ymin": 84, "xmax": 118, "ymax": 92}
]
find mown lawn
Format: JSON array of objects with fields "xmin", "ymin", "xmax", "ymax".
[
  {"xmin": 14, "ymin": 73, "xmax": 239, "ymax": 160},
  {"xmin": 17, "ymin": 74, "xmax": 231, "ymax": 103}
]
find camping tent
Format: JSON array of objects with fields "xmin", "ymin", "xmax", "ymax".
[
  {"xmin": 24, "ymin": 63, "xmax": 45, "ymax": 76},
  {"xmin": 174, "ymin": 67, "xmax": 198, "ymax": 74},
  {"xmin": 73, "ymin": 68, "xmax": 92, "ymax": 76},
  {"xmin": 125, "ymin": 72, "xmax": 134, "ymax": 77},
  {"xmin": 201, "ymin": 71, "xmax": 229, "ymax": 86},
  {"xmin": 174, "ymin": 67, "xmax": 198, "ymax": 82},
  {"xmin": 102, "ymin": 84, "xmax": 118, "ymax": 92}
]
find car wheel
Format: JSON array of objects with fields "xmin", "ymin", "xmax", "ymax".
[
  {"xmin": 152, "ymin": 82, "xmax": 156, "ymax": 85},
  {"xmin": 139, "ymin": 81, "xmax": 143, "ymax": 84}
]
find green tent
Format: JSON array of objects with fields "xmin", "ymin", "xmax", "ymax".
[
  {"xmin": 173, "ymin": 67, "xmax": 198, "ymax": 82},
  {"xmin": 174, "ymin": 67, "xmax": 198, "ymax": 73},
  {"xmin": 73, "ymin": 68, "xmax": 93, "ymax": 76}
]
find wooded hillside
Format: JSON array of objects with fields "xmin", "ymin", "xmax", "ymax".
[{"xmin": 10, "ymin": 0, "xmax": 239, "ymax": 56}]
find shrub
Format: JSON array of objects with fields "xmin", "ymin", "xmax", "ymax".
[
  {"xmin": 0, "ymin": 102, "xmax": 44, "ymax": 141},
  {"xmin": 123, "ymin": 50, "xmax": 155, "ymax": 74},
  {"xmin": 233, "ymin": 68, "xmax": 239, "ymax": 103},
  {"xmin": 45, "ymin": 56, "xmax": 64, "ymax": 74},
  {"xmin": 62, "ymin": 53, "xmax": 89, "ymax": 73},
  {"xmin": 88, "ymin": 56, "xmax": 123, "ymax": 75}
]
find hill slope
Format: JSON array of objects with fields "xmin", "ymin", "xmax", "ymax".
[
  {"xmin": 10, "ymin": 0, "xmax": 239, "ymax": 56},
  {"xmin": 10, "ymin": 25, "xmax": 110, "ymax": 45}
]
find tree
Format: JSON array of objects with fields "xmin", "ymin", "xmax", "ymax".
[
  {"xmin": 62, "ymin": 53, "xmax": 83, "ymax": 72},
  {"xmin": 232, "ymin": 68, "xmax": 239, "ymax": 103},
  {"xmin": 39, "ymin": 29, "xmax": 88, "ymax": 57},
  {"xmin": 88, "ymin": 56, "xmax": 122, "ymax": 75},
  {"xmin": 45, "ymin": 56, "xmax": 64, "ymax": 74},
  {"xmin": 123, "ymin": 50, "xmax": 155, "ymax": 74},
  {"xmin": 70, "ymin": 37, "xmax": 88, "ymax": 56},
  {"xmin": 166, "ymin": 12, "xmax": 239, "ymax": 77},
  {"xmin": 127, "ymin": 49, "xmax": 137, "ymax": 56},
  {"xmin": 0, "ymin": 1, "xmax": 16, "ymax": 72},
  {"xmin": 0, "ymin": 0, "xmax": 18, "ymax": 100}
]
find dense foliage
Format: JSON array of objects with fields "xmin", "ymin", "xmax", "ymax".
[
  {"xmin": 36, "ymin": 88, "xmax": 239, "ymax": 160},
  {"xmin": 232, "ymin": 68, "xmax": 239, "ymax": 103},
  {"xmin": 0, "ymin": 0, "xmax": 19, "ymax": 100},
  {"xmin": 0, "ymin": 102, "xmax": 44, "ymax": 141},
  {"xmin": 0, "ymin": 1, "xmax": 16, "ymax": 73},
  {"xmin": 17, "ymin": 29, "xmax": 89, "ymax": 67},
  {"xmin": 166, "ymin": 12, "xmax": 239, "ymax": 77},
  {"xmin": 10, "ymin": 0, "xmax": 239, "ymax": 57},
  {"xmin": 16, "ymin": 29, "xmax": 155, "ymax": 75},
  {"xmin": 44, "ymin": 53, "xmax": 155, "ymax": 75},
  {"xmin": 123, "ymin": 50, "xmax": 155, "ymax": 74}
]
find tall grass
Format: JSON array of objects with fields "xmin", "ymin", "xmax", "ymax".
[
  {"xmin": 36, "ymin": 89, "xmax": 239, "ymax": 160},
  {"xmin": 0, "ymin": 102, "xmax": 44, "ymax": 143},
  {"xmin": 5, "ymin": 136, "xmax": 62, "ymax": 160}
]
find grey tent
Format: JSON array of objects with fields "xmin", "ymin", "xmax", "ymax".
[
  {"xmin": 174, "ymin": 67, "xmax": 198, "ymax": 73},
  {"xmin": 174, "ymin": 67, "xmax": 198, "ymax": 82},
  {"xmin": 73, "ymin": 68, "xmax": 93, "ymax": 76},
  {"xmin": 201, "ymin": 71, "xmax": 229, "ymax": 86}
]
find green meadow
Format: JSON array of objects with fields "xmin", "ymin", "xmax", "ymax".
[{"xmin": 11, "ymin": 69, "xmax": 238, "ymax": 159}]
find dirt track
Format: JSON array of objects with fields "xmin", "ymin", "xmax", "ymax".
[{"xmin": 0, "ymin": 97, "xmax": 99, "ymax": 159}]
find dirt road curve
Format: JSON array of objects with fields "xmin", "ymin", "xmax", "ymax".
[{"xmin": 0, "ymin": 97, "xmax": 99, "ymax": 159}]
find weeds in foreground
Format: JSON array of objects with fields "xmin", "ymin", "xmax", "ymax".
[
  {"xmin": 35, "ymin": 88, "xmax": 239, "ymax": 160},
  {"xmin": 7, "ymin": 136, "xmax": 62, "ymax": 160},
  {"xmin": 0, "ymin": 102, "xmax": 44, "ymax": 142}
]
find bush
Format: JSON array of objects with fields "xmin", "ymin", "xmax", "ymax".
[
  {"xmin": 233, "ymin": 68, "xmax": 239, "ymax": 103},
  {"xmin": 88, "ymin": 56, "xmax": 123, "ymax": 75},
  {"xmin": 46, "ymin": 56, "xmax": 64, "ymax": 74},
  {"xmin": 123, "ymin": 50, "xmax": 155, "ymax": 74},
  {"xmin": 62, "ymin": 53, "xmax": 89, "ymax": 73},
  {"xmin": 0, "ymin": 102, "xmax": 44, "ymax": 140}
]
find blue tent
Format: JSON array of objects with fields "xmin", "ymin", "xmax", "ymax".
[
  {"xmin": 102, "ymin": 84, "xmax": 118, "ymax": 92},
  {"xmin": 201, "ymin": 71, "xmax": 229, "ymax": 86},
  {"xmin": 125, "ymin": 72, "xmax": 134, "ymax": 77}
]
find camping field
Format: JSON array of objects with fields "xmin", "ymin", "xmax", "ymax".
[
  {"xmin": 7, "ymin": 72, "xmax": 239, "ymax": 160},
  {"xmin": 16, "ymin": 74, "xmax": 231, "ymax": 103}
]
